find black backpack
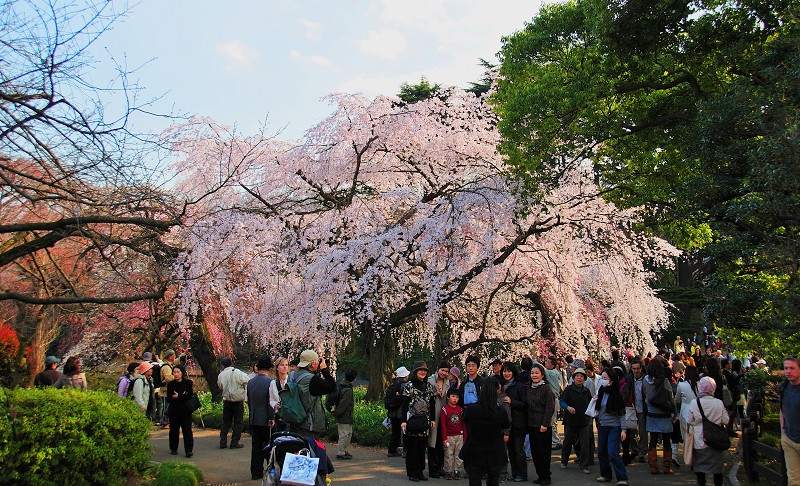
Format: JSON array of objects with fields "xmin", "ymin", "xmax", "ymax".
[{"xmin": 151, "ymin": 363, "xmax": 164, "ymax": 388}]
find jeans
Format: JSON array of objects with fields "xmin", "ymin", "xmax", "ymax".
[
  {"xmin": 220, "ymin": 400, "xmax": 244, "ymax": 446},
  {"xmin": 250, "ymin": 425, "xmax": 270, "ymax": 479},
  {"xmin": 168, "ymin": 414, "xmax": 194, "ymax": 454},
  {"xmin": 598, "ymin": 425, "xmax": 628, "ymax": 481}
]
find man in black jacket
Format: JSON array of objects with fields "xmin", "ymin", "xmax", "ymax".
[
  {"xmin": 560, "ymin": 368, "xmax": 592, "ymax": 473},
  {"xmin": 458, "ymin": 355, "xmax": 484, "ymax": 407},
  {"xmin": 246, "ymin": 357, "xmax": 274, "ymax": 480},
  {"xmin": 335, "ymin": 369, "xmax": 356, "ymax": 460},
  {"xmin": 386, "ymin": 366, "xmax": 410, "ymax": 457}
]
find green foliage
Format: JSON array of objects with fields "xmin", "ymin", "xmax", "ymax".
[
  {"xmin": 191, "ymin": 391, "xmax": 247, "ymax": 429},
  {"xmin": 0, "ymin": 388, "xmax": 151, "ymax": 485},
  {"xmin": 741, "ymin": 367, "xmax": 774, "ymax": 394},
  {"xmin": 717, "ymin": 327, "xmax": 800, "ymax": 368},
  {"xmin": 153, "ymin": 462, "xmax": 203, "ymax": 486},
  {"xmin": 398, "ymin": 77, "xmax": 441, "ymax": 104},
  {"xmin": 326, "ymin": 386, "xmax": 389, "ymax": 446},
  {"xmin": 493, "ymin": 0, "xmax": 800, "ymax": 334}
]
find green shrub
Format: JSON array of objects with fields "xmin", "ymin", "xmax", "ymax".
[
  {"xmin": 0, "ymin": 387, "xmax": 151, "ymax": 485},
  {"xmin": 325, "ymin": 386, "xmax": 389, "ymax": 447},
  {"xmin": 191, "ymin": 391, "xmax": 248, "ymax": 430},
  {"xmin": 153, "ymin": 461, "xmax": 203, "ymax": 486}
]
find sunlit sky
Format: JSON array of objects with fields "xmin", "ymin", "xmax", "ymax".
[{"xmin": 88, "ymin": 0, "xmax": 545, "ymax": 139}]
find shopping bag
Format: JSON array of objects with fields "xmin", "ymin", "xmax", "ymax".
[
  {"xmin": 622, "ymin": 406, "xmax": 638, "ymax": 430},
  {"xmin": 585, "ymin": 395, "xmax": 598, "ymax": 418},
  {"xmin": 280, "ymin": 452, "xmax": 319, "ymax": 486},
  {"xmin": 382, "ymin": 416, "xmax": 391, "ymax": 429},
  {"xmin": 684, "ymin": 426, "xmax": 694, "ymax": 466}
]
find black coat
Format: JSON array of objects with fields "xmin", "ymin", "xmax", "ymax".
[
  {"xmin": 526, "ymin": 382, "xmax": 555, "ymax": 429},
  {"xmin": 560, "ymin": 383, "xmax": 592, "ymax": 427},
  {"xmin": 166, "ymin": 379, "xmax": 193, "ymax": 418},
  {"xmin": 458, "ymin": 374, "xmax": 484, "ymax": 407},
  {"xmin": 504, "ymin": 380, "xmax": 528, "ymax": 430},
  {"xmin": 462, "ymin": 404, "xmax": 510, "ymax": 468}
]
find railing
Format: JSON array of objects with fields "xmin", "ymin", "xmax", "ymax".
[{"xmin": 741, "ymin": 417, "xmax": 787, "ymax": 485}]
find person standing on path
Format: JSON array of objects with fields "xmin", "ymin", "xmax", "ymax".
[
  {"xmin": 268, "ymin": 357, "xmax": 290, "ymax": 431},
  {"xmin": 544, "ymin": 357, "xmax": 564, "ymax": 449},
  {"xmin": 218, "ymin": 356, "xmax": 250, "ymax": 449},
  {"xmin": 132, "ymin": 361, "xmax": 155, "ymax": 415},
  {"xmin": 247, "ymin": 356, "xmax": 274, "ymax": 480},
  {"xmin": 595, "ymin": 368, "xmax": 629, "ymax": 486},
  {"xmin": 503, "ymin": 362, "xmax": 529, "ymax": 482},
  {"xmin": 334, "ymin": 369, "xmax": 356, "ymax": 460},
  {"xmin": 644, "ymin": 356, "xmax": 677, "ymax": 474},
  {"xmin": 461, "ymin": 378, "xmax": 509, "ymax": 486},
  {"xmin": 440, "ymin": 388, "xmax": 465, "ymax": 480},
  {"xmin": 166, "ymin": 365, "xmax": 194, "ymax": 458},
  {"xmin": 560, "ymin": 367, "xmax": 592, "ymax": 474},
  {"xmin": 623, "ymin": 359, "xmax": 647, "ymax": 463},
  {"xmin": 156, "ymin": 350, "xmax": 177, "ymax": 426},
  {"xmin": 426, "ymin": 361, "xmax": 451, "ymax": 478},
  {"xmin": 685, "ymin": 376, "xmax": 728, "ymax": 486},
  {"xmin": 459, "ymin": 355, "xmax": 484, "ymax": 408},
  {"xmin": 292, "ymin": 349, "xmax": 337, "ymax": 439},
  {"xmin": 527, "ymin": 363, "xmax": 555, "ymax": 485},
  {"xmin": 386, "ymin": 366, "xmax": 410, "ymax": 457},
  {"xmin": 780, "ymin": 356, "xmax": 800, "ymax": 485},
  {"xmin": 34, "ymin": 356, "xmax": 62, "ymax": 387},
  {"xmin": 401, "ymin": 361, "xmax": 436, "ymax": 482}
]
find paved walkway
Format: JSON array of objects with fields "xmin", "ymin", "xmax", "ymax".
[{"xmin": 151, "ymin": 428, "xmax": 700, "ymax": 486}]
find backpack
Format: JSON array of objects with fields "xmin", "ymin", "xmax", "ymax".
[
  {"xmin": 278, "ymin": 375, "xmax": 308, "ymax": 426},
  {"xmin": 117, "ymin": 375, "xmax": 135, "ymax": 398},
  {"xmin": 384, "ymin": 381, "xmax": 405, "ymax": 411},
  {"xmin": 151, "ymin": 363, "xmax": 164, "ymax": 388},
  {"xmin": 325, "ymin": 384, "xmax": 341, "ymax": 412}
]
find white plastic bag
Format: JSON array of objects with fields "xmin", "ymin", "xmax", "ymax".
[
  {"xmin": 382, "ymin": 416, "xmax": 391, "ymax": 429},
  {"xmin": 585, "ymin": 396, "xmax": 598, "ymax": 418},
  {"xmin": 280, "ymin": 452, "xmax": 320, "ymax": 486}
]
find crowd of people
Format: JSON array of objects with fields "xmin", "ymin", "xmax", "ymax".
[{"xmin": 30, "ymin": 338, "xmax": 800, "ymax": 486}]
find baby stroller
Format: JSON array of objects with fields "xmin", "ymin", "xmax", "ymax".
[{"xmin": 262, "ymin": 431, "xmax": 327, "ymax": 486}]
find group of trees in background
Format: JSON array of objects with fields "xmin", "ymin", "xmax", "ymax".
[{"xmin": 1, "ymin": 0, "xmax": 796, "ymax": 393}]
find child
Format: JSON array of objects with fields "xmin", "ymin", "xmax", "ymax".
[
  {"xmin": 334, "ymin": 369, "xmax": 356, "ymax": 459},
  {"xmin": 440, "ymin": 388, "xmax": 466, "ymax": 479}
]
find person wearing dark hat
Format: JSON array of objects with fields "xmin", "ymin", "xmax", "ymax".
[
  {"xmin": 34, "ymin": 356, "xmax": 62, "ymax": 387},
  {"xmin": 527, "ymin": 362, "xmax": 555, "ymax": 485},
  {"xmin": 560, "ymin": 368, "xmax": 592, "ymax": 473},
  {"xmin": 401, "ymin": 361, "xmax": 436, "ymax": 481},
  {"xmin": 426, "ymin": 361, "xmax": 451, "ymax": 477},
  {"xmin": 247, "ymin": 356, "xmax": 274, "ymax": 479},
  {"xmin": 166, "ymin": 365, "xmax": 194, "ymax": 458},
  {"xmin": 459, "ymin": 355, "xmax": 484, "ymax": 408}
]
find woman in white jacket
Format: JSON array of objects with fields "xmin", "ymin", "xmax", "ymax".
[
  {"xmin": 685, "ymin": 376, "xmax": 729, "ymax": 486},
  {"xmin": 674, "ymin": 363, "xmax": 698, "ymax": 461}
]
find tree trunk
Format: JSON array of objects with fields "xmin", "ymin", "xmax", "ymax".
[
  {"xmin": 189, "ymin": 309, "xmax": 222, "ymax": 401},
  {"xmin": 365, "ymin": 326, "xmax": 395, "ymax": 401}
]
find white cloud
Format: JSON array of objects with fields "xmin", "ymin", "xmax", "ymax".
[
  {"xmin": 357, "ymin": 29, "xmax": 408, "ymax": 60},
  {"xmin": 290, "ymin": 50, "xmax": 332, "ymax": 68},
  {"xmin": 215, "ymin": 40, "xmax": 258, "ymax": 69},
  {"xmin": 299, "ymin": 18, "xmax": 321, "ymax": 41}
]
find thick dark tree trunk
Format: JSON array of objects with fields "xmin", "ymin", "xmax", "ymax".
[
  {"xmin": 365, "ymin": 325, "xmax": 395, "ymax": 401},
  {"xmin": 189, "ymin": 309, "xmax": 222, "ymax": 401}
]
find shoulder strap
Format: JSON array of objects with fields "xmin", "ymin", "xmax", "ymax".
[{"xmin": 696, "ymin": 396, "xmax": 707, "ymax": 420}]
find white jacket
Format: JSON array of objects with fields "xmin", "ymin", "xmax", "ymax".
[
  {"xmin": 686, "ymin": 396, "xmax": 729, "ymax": 449},
  {"xmin": 218, "ymin": 366, "xmax": 250, "ymax": 402},
  {"xmin": 675, "ymin": 380, "xmax": 697, "ymax": 422}
]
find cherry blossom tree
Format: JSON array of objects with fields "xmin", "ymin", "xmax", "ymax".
[{"xmin": 171, "ymin": 89, "xmax": 678, "ymax": 396}]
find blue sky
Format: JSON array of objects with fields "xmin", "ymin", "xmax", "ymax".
[{"xmin": 89, "ymin": 1, "xmax": 545, "ymax": 139}]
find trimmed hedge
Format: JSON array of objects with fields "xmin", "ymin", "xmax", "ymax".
[
  {"xmin": 153, "ymin": 461, "xmax": 203, "ymax": 486},
  {"xmin": 0, "ymin": 387, "xmax": 151, "ymax": 485}
]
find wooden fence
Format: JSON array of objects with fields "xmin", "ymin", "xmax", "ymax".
[{"xmin": 741, "ymin": 417, "xmax": 788, "ymax": 485}]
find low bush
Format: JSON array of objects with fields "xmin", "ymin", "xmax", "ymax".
[
  {"xmin": 326, "ymin": 386, "xmax": 389, "ymax": 447},
  {"xmin": 153, "ymin": 461, "xmax": 203, "ymax": 486},
  {"xmin": 0, "ymin": 387, "xmax": 151, "ymax": 485},
  {"xmin": 191, "ymin": 391, "xmax": 248, "ymax": 430}
]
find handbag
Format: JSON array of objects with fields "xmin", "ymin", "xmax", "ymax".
[
  {"xmin": 187, "ymin": 393, "xmax": 202, "ymax": 413},
  {"xmin": 280, "ymin": 452, "xmax": 320, "ymax": 486},
  {"xmin": 585, "ymin": 395, "xmax": 598, "ymax": 418},
  {"xmin": 696, "ymin": 398, "xmax": 731, "ymax": 451},
  {"xmin": 622, "ymin": 406, "xmax": 638, "ymax": 430},
  {"xmin": 406, "ymin": 414, "xmax": 430, "ymax": 434},
  {"xmin": 684, "ymin": 425, "xmax": 695, "ymax": 465}
]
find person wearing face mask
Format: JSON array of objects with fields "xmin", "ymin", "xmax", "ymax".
[
  {"xmin": 527, "ymin": 363, "xmax": 555, "ymax": 485},
  {"xmin": 595, "ymin": 368, "xmax": 629, "ymax": 485},
  {"xmin": 501, "ymin": 362, "xmax": 528, "ymax": 482}
]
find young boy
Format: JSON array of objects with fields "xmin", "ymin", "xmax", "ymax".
[
  {"xmin": 440, "ymin": 388, "xmax": 465, "ymax": 479},
  {"xmin": 334, "ymin": 369, "xmax": 356, "ymax": 459}
]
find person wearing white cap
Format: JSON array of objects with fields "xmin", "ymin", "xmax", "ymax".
[
  {"xmin": 386, "ymin": 366, "xmax": 411, "ymax": 457},
  {"xmin": 132, "ymin": 362, "xmax": 155, "ymax": 414}
]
